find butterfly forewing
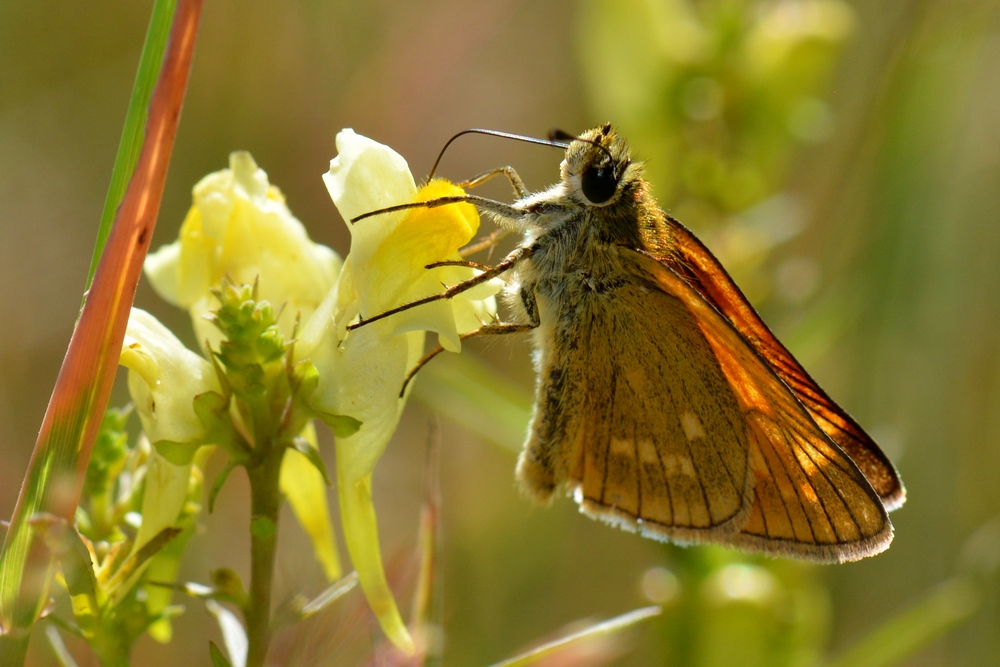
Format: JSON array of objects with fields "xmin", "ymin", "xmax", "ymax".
[
  {"xmin": 633, "ymin": 249, "xmax": 892, "ymax": 562},
  {"xmin": 517, "ymin": 264, "xmax": 755, "ymax": 544},
  {"xmin": 664, "ymin": 221, "xmax": 905, "ymax": 510}
]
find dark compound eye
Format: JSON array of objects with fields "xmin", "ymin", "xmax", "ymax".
[{"xmin": 580, "ymin": 166, "xmax": 617, "ymax": 204}]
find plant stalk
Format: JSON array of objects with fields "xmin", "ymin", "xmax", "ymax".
[{"xmin": 244, "ymin": 446, "xmax": 284, "ymax": 667}]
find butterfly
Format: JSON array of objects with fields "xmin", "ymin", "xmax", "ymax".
[{"xmin": 352, "ymin": 124, "xmax": 905, "ymax": 563}]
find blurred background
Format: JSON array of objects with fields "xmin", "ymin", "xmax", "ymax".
[{"xmin": 2, "ymin": 0, "xmax": 1000, "ymax": 664}]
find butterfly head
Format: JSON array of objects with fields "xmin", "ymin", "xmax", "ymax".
[{"xmin": 558, "ymin": 124, "xmax": 642, "ymax": 208}]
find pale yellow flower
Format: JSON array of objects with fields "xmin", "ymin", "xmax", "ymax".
[
  {"xmin": 121, "ymin": 308, "xmax": 221, "ymax": 465},
  {"xmin": 119, "ymin": 310, "xmax": 215, "ymax": 637},
  {"xmin": 142, "ymin": 155, "xmax": 346, "ymax": 587},
  {"xmin": 145, "ymin": 151, "xmax": 341, "ymax": 352},
  {"xmin": 297, "ymin": 129, "xmax": 500, "ymax": 653}
]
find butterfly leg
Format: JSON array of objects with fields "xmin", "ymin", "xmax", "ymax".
[
  {"xmin": 398, "ymin": 322, "xmax": 538, "ymax": 397},
  {"xmin": 351, "ymin": 193, "xmax": 524, "ymax": 224},
  {"xmin": 453, "ymin": 167, "xmax": 525, "ymax": 258},
  {"xmin": 348, "ymin": 242, "xmax": 536, "ymax": 331},
  {"xmin": 460, "ymin": 228, "xmax": 511, "ymax": 260},
  {"xmin": 456, "ymin": 166, "xmax": 528, "ymax": 198}
]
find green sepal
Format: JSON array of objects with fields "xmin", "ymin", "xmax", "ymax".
[
  {"xmin": 292, "ymin": 436, "xmax": 332, "ymax": 487},
  {"xmin": 153, "ymin": 440, "xmax": 200, "ymax": 467},
  {"xmin": 208, "ymin": 461, "xmax": 237, "ymax": 514},
  {"xmin": 210, "ymin": 568, "xmax": 248, "ymax": 608},
  {"xmin": 208, "ymin": 345, "xmax": 233, "ymax": 397},
  {"xmin": 319, "ymin": 412, "xmax": 363, "ymax": 438},
  {"xmin": 104, "ymin": 527, "xmax": 182, "ymax": 602},
  {"xmin": 292, "ymin": 359, "xmax": 320, "ymax": 402},
  {"xmin": 193, "ymin": 390, "xmax": 249, "ymax": 461},
  {"xmin": 294, "ymin": 358, "xmax": 362, "ymax": 438},
  {"xmin": 210, "ymin": 641, "xmax": 233, "ymax": 667}
]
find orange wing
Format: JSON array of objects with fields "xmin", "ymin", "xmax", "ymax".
[
  {"xmin": 516, "ymin": 269, "xmax": 756, "ymax": 546},
  {"xmin": 662, "ymin": 219, "xmax": 905, "ymax": 511},
  {"xmin": 627, "ymin": 247, "xmax": 892, "ymax": 562}
]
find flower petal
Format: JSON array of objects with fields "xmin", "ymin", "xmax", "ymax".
[
  {"xmin": 338, "ymin": 472, "xmax": 414, "ymax": 654},
  {"xmin": 280, "ymin": 423, "xmax": 342, "ymax": 581},
  {"xmin": 145, "ymin": 151, "xmax": 341, "ymax": 351},
  {"xmin": 121, "ymin": 309, "xmax": 220, "ymax": 457}
]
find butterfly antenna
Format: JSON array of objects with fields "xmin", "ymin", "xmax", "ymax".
[
  {"xmin": 428, "ymin": 129, "xmax": 569, "ymax": 180},
  {"xmin": 549, "ymin": 128, "xmax": 617, "ymax": 170}
]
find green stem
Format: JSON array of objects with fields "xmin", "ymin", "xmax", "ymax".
[
  {"xmin": 91, "ymin": 627, "xmax": 130, "ymax": 667},
  {"xmin": 0, "ymin": 630, "xmax": 30, "ymax": 667},
  {"xmin": 244, "ymin": 446, "xmax": 284, "ymax": 667}
]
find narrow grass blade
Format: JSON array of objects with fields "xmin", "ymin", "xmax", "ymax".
[
  {"xmin": 488, "ymin": 606, "xmax": 662, "ymax": 667},
  {"xmin": 826, "ymin": 577, "xmax": 979, "ymax": 667},
  {"xmin": 44, "ymin": 626, "xmax": 79, "ymax": 667},
  {"xmin": 299, "ymin": 572, "xmax": 360, "ymax": 617},
  {"xmin": 0, "ymin": 0, "xmax": 204, "ymax": 658},
  {"xmin": 84, "ymin": 0, "xmax": 179, "ymax": 290}
]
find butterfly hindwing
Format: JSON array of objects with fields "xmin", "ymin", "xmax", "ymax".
[
  {"xmin": 517, "ymin": 259, "xmax": 755, "ymax": 545},
  {"xmin": 632, "ymin": 248, "xmax": 893, "ymax": 562},
  {"xmin": 664, "ymin": 220, "xmax": 905, "ymax": 510}
]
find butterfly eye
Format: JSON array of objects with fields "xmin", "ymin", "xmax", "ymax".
[{"xmin": 580, "ymin": 166, "xmax": 617, "ymax": 204}]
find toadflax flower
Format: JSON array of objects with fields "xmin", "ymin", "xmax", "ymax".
[
  {"xmin": 120, "ymin": 309, "xmax": 218, "ymax": 538},
  {"xmin": 297, "ymin": 129, "xmax": 500, "ymax": 652},
  {"xmin": 140, "ymin": 153, "xmax": 347, "ymax": 584},
  {"xmin": 145, "ymin": 151, "xmax": 341, "ymax": 353},
  {"xmin": 119, "ymin": 309, "xmax": 217, "ymax": 636},
  {"xmin": 136, "ymin": 136, "xmax": 497, "ymax": 655}
]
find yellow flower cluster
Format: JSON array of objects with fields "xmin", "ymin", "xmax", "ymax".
[{"xmin": 121, "ymin": 132, "xmax": 499, "ymax": 652}]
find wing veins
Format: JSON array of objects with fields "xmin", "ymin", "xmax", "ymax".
[
  {"xmin": 599, "ymin": 369, "xmax": 618, "ymax": 506},
  {"xmin": 647, "ymin": 325, "xmax": 733, "ymax": 527},
  {"xmin": 786, "ymin": 426, "xmax": 865, "ymax": 537},
  {"xmin": 751, "ymin": 485, "xmax": 773, "ymax": 537},
  {"xmin": 780, "ymin": 425, "xmax": 840, "ymax": 542},
  {"xmin": 632, "ymin": 419, "xmax": 643, "ymax": 519},
  {"xmin": 621, "ymin": 362, "xmax": 676, "ymax": 523},
  {"xmin": 762, "ymin": 418, "xmax": 819, "ymax": 543},
  {"xmin": 682, "ymin": 422, "xmax": 712, "ymax": 526},
  {"xmin": 749, "ymin": 425, "xmax": 796, "ymax": 538}
]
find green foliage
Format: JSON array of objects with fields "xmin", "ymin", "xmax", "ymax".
[{"xmin": 40, "ymin": 406, "xmax": 195, "ymax": 665}]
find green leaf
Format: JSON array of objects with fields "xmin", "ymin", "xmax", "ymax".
[
  {"xmin": 104, "ymin": 527, "xmax": 182, "ymax": 602},
  {"xmin": 319, "ymin": 413, "xmax": 363, "ymax": 438},
  {"xmin": 208, "ymin": 462, "xmax": 238, "ymax": 514},
  {"xmin": 292, "ymin": 436, "xmax": 332, "ymax": 486},
  {"xmin": 488, "ymin": 606, "xmax": 662, "ymax": 667},
  {"xmin": 209, "ymin": 641, "xmax": 233, "ymax": 667},
  {"xmin": 205, "ymin": 600, "xmax": 247, "ymax": 667},
  {"xmin": 0, "ymin": 0, "xmax": 200, "ymax": 644}
]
